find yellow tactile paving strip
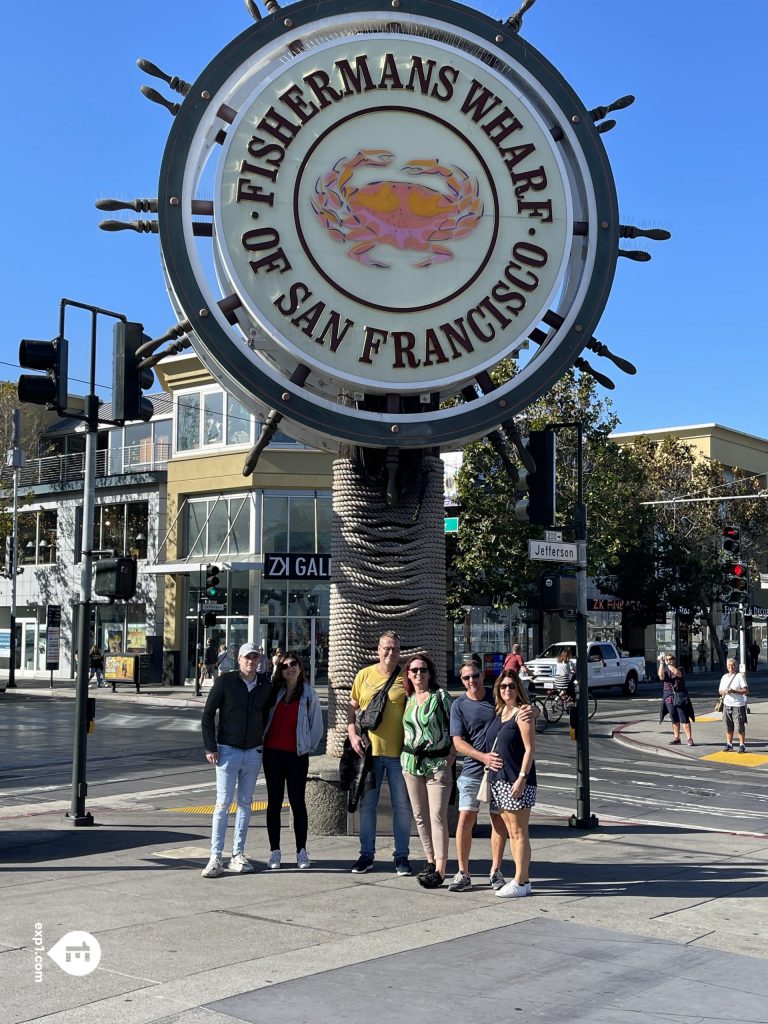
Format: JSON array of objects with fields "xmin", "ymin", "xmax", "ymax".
[
  {"xmin": 163, "ymin": 801, "xmax": 288, "ymax": 814},
  {"xmin": 701, "ymin": 752, "xmax": 768, "ymax": 767}
]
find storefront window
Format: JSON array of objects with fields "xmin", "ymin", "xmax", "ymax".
[
  {"xmin": 17, "ymin": 511, "xmax": 58, "ymax": 565},
  {"xmin": 316, "ymin": 496, "xmax": 332, "ymax": 554},
  {"xmin": 289, "ymin": 496, "xmax": 315, "ymax": 552},
  {"xmin": 207, "ymin": 499, "xmax": 229, "ymax": 555},
  {"xmin": 39, "ymin": 510, "xmax": 57, "ymax": 563},
  {"xmin": 126, "ymin": 502, "xmax": 149, "ymax": 559},
  {"xmin": 263, "ymin": 495, "xmax": 289, "ymax": 551},
  {"xmin": 230, "ymin": 498, "xmax": 251, "ymax": 554}
]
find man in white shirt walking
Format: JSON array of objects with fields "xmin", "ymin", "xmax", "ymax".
[{"xmin": 719, "ymin": 657, "xmax": 749, "ymax": 753}]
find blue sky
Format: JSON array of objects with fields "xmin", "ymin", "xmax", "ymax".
[{"xmin": 3, "ymin": 0, "xmax": 766, "ymax": 438}]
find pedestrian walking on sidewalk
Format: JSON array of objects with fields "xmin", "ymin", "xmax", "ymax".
[
  {"xmin": 88, "ymin": 645, "xmax": 105, "ymax": 688},
  {"xmin": 658, "ymin": 654, "xmax": 695, "ymax": 746},
  {"xmin": 200, "ymin": 642, "xmax": 273, "ymax": 878},
  {"xmin": 347, "ymin": 630, "xmax": 412, "ymax": 876},
  {"xmin": 262, "ymin": 651, "xmax": 324, "ymax": 870},
  {"xmin": 719, "ymin": 657, "xmax": 749, "ymax": 753},
  {"xmin": 486, "ymin": 669, "xmax": 537, "ymax": 899},
  {"xmin": 400, "ymin": 653, "xmax": 454, "ymax": 889}
]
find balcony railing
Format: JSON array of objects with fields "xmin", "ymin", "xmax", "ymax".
[{"xmin": 18, "ymin": 442, "xmax": 170, "ymax": 487}]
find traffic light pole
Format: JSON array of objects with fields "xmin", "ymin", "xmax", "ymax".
[
  {"xmin": 195, "ymin": 565, "xmax": 203, "ymax": 697},
  {"xmin": 570, "ymin": 422, "xmax": 597, "ymax": 830},
  {"xmin": 7, "ymin": 411, "xmax": 22, "ymax": 688},
  {"xmin": 546, "ymin": 420, "xmax": 597, "ymax": 830},
  {"xmin": 61, "ymin": 299, "xmax": 124, "ymax": 826}
]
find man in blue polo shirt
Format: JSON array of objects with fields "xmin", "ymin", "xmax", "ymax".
[{"xmin": 449, "ymin": 659, "xmax": 534, "ymax": 892}]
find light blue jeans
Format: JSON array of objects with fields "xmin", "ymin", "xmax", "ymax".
[
  {"xmin": 210, "ymin": 744, "xmax": 262, "ymax": 857},
  {"xmin": 358, "ymin": 755, "xmax": 412, "ymax": 861}
]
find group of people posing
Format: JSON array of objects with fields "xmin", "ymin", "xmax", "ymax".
[
  {"xmin": 658, "ymin": 652, "xmax": 750, "ymax": 752},
  {"xmin": 200, "ymin": 632, "xmax": 537, "ymax": 899}
]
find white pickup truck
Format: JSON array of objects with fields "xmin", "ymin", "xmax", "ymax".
[{"xmin": 521, "ymin": 641, "xmax": 646, "ymax": 697}]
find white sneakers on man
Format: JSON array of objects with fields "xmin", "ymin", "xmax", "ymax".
[
  {"xmin": 496, "ymin": 879, "xmax": 532, "ymax": 898},
  {"xmin": 201, "ymin": 856, "xmax": 225, "ymax": 878}
]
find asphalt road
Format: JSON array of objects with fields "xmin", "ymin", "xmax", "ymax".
[{"xmin": 3, "ymin": 679, "xmax": 763, "ymax": 835}]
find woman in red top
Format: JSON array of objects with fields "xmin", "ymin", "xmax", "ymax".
[{"xmin": 262, "ymin": 651, "xmax": 324, "ymax": 869}]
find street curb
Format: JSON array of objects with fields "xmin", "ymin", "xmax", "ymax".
[
  {"xmin": 611, "ymin": 721, "xmax": 700, "ymax": 761},
  {"xmin": 1, "ymin": 686, "xmax": 206, "ymax": 710}
]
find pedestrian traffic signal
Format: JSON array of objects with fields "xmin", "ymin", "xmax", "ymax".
[
  {"xmin": 204, "ymin": 611, "xmax": 218, "ymax": 627},
  {"xmin": 113, "ymin": 321, "xmax": 154, "ymax": 423},
  {"xmin": 721, "ymin": 525, "xmax": 741, "ymax": 556},
  {"xmin": 205, "ymin": 564, "xmax": 220, "ymax": 598},
  {"xmin": 18, "ymin": 337, "xmax": 69, "ymax": 413},
  {"xmin": 515, "ymin": 429, "xmax": 556, "ymax": 526},
  {"xmin": 93, "ymin": 556, "xmax": 138, "ymax": 600},
  {"xmin": 726, "ymin": 562, "xmax": 747, "ymax": 603}
]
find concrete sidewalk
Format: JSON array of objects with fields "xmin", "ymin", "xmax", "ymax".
[
  {"xmin": 3, "ymin": 682, "xmax": 768, "ymax": 1024},
  {"xmin": 3, "ymin": 788, "xmax": 768, "ymax": 1023}
]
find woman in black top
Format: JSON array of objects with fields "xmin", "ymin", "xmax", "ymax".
[
  {"xmin": 658, "ymin": 653, "xmax": 694, "ymax": 746},
  {"xmin": 485, "ymin": 668, "xmax": 536, "ymax": 899}
]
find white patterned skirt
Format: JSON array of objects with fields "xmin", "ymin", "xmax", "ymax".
[{"xmin": 490, "ymin": 780, "xmax": 537, "ymax": 811}]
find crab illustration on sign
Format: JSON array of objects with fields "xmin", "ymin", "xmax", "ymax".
[{"xmin": 311, "ymin": 149, "xmax": 483, "ymax": 268}]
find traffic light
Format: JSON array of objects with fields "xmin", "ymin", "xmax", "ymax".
[
  {"xmin": 205, "ymin": 564, "xmax": 221, "ymax": 598},
  {"xmin": 515, "ymin": 429, "xmax": 556, "ymax": 526},
  {"xmin": 726, "ymin": 562, "xmax": 748, "ymax": 604},
  {"xmin": 94, "ymin": 556, "xmax": 138, "ymax": 600},
  {"xmin": 113, "ymin": 321, "xmax": 154, "ymax": 423},
  {"xmin": 204, "ymin": 611, "xmax": 218, "ymax": 627},
  {"xmin": 18, "ymin": 337, "xmax": 68, "ymax": 413},
  {"xmin": 722, "ymin": 525, "xmax": 741, "ymax": 556}
]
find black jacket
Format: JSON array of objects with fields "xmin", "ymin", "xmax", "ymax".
[{"xmin": 201, "ymin": 671, "xmax": 272, "ymax": 753}]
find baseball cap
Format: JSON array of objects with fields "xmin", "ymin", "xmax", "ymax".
[{"xmin": 238, "ymin": 643, "xmax": 259, "ymax": 658}]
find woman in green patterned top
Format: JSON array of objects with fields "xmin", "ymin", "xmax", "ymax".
[{"xmin": 400, "ymin": 652, "xmax": 455, "ymax": 889}]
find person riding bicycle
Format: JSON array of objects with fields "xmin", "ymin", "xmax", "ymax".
[{"xmin": 554, "ymin": 649, "xmax": 576, "ymax": 704}]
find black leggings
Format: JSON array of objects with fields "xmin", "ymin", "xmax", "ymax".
[{"xmin": 263, "ymin": 747, "xmax": 310, "ymax": 852}]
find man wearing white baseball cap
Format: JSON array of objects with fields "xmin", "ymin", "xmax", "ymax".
[{"xmin": 201, "ymin": 641, "xmax": 273, "ymax": 877}]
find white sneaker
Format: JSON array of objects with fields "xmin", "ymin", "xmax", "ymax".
[
  {"xmin": 297, "ymin": 848, "xmax": 311, "ymax": 869},
  {"xmin": 267, "ymin": 850, "xmax": 281, "ymax": 870},
  {"xmin": 201, "ymin": 855, "xmax": 225, "ymax": 878},
  {"xmin": 496, "ymin": 879, "xmax": 532, "ymax": 898},
  {"xmin": 228, "ymin": 852, "xmax": 255, "ymax": 873}
]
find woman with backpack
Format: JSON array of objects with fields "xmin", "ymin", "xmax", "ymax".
[{"xmin": 400, "ymin": 652, "xmax": 454, "ymax": 889}]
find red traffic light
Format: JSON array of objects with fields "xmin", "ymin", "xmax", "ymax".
[{"xmin": 729, "ymin": 563, "xmax": 746, "ymax": 578}]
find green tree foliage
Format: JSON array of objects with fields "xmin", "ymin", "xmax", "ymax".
[
  {"xmin": 448, "ymin": 371, "xmax": 647, "ymax": 615},
  {"xmin": 620, "ymin": 435, "xmax": 768, "ymax": 670}
]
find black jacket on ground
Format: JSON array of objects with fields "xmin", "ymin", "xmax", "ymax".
[{"xmin": 201, "ymin": 671, "xmax": 272, "ymax": 753}]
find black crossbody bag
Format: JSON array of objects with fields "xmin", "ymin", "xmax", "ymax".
[{"xmin": 357, "ymin": 667, "xmax": 400, "ymax": 732}]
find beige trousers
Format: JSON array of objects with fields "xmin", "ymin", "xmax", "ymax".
[{"xmin": 403, "ymin": 765, "xmax": 452, "ymax": 863}]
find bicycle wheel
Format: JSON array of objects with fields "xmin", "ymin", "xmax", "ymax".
[
  {"xmin": 532, "ymin": 697, "xmax": 549, "ymax": 732},
  {"xmin": 588, "ymin": 693, "xmax": 597, "ymax": 719},
  {"xmin": 546, "ymin": 694, "xmax": 564, "ymax": 723}
]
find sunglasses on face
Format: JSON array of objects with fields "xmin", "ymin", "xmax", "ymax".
[
  {"xmin": 282, "ymin": 659, "xmax": 299, "ymax": 668},
  {"xmin": 499, "ymin": 683, "xmax": 516, "ymax": 690},
  {"xmin": 461, "ymin": 671, "xmax": 481, "ymax": 681},
  {"xmin": 409, "ymin": 666, "xmax": 429, "ymax": 674}
]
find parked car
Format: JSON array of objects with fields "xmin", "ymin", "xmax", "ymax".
[{"xmin": 521, "ymin": 641, "xmax": 646, "ymax": 697}]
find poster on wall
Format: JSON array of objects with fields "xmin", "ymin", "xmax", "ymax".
[
  {"xmin": 126, "ymin": 625, "xmax": 147, "ymax": 652},
  {"xmin": 106, "ymin": 629, "xmax": 123, "ymax": 654}
]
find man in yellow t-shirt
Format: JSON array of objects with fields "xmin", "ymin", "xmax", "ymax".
[{"xmin": 347, "ymin": 630, "xmax": 411, "ymax": 875}]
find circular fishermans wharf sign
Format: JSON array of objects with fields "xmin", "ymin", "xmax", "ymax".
[{"xmin": 158, "ymin": 0, "xmax": 618, "ymax": 448}]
